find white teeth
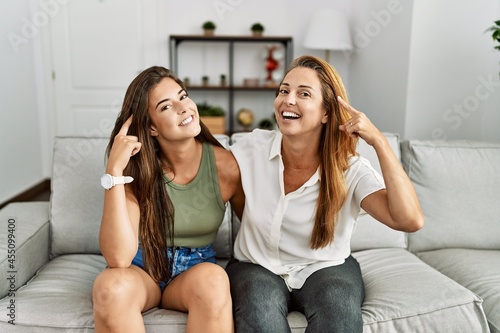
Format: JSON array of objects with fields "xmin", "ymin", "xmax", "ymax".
[
  {"xmin": 180, "ymin": 116, "xmax": 193, "ymax": 126},
  {"xmin": 282, "ymin": 111, "xmax": 300, "ymax": 119}
]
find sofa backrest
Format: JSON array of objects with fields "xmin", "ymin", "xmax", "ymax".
[
  {"xmin": 230, "ymin": 132, "xmax": 407, "ymax": 252},
  {"xmin": 51, "ymin": 136, "xmax": 107, "ymax": 257},
  {"xmin": 401, "ymin": 140, "xmax": 500, "ymax": 253},
  {"xmin": 50, "ymin": 135, "xmax": 234, "ymax": 259}
]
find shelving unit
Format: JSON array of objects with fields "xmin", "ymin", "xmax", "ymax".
[{"xmin": 169, "ymin": 34, "xmax": 293, "ymax": 134}]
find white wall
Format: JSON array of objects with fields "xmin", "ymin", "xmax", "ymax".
[
  {"xmin": 0, "ymin": 0, "xmax": 48, "ymax": 204},
  {"xmin": 348, "ymin": 0, "xmax": 414, "ymax": 137},
  {"xmin": 405, "ymin": 0, "xmax": 500, "ymax": 141}
]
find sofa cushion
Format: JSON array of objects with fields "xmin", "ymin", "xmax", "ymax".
[
  {"xmin": 353, "ymin": 248, "xmax": 490, "ymax": 333},
  {"xmin": 50, "ymin": 135, "xmax": 234, "ymax": 259},
  {"xmin": 0, "ymin": 253, "xmax": 305, "ymax": 332},
  {"xmin": 0, "ymin": 254, "xmax": 105, "ymax": 332},
  {"xmin": 417, "ymin": 249, "xmax": 500, "ymax": 333},
  {"xmin": 401, "ymin": 140, "xmax": 500, "ymax": 252},
  {"xmin": 2, "ymin": 250, "xmax": 488, "ymax": 332}
]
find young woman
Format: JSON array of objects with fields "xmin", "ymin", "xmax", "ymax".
[
  {"xmin": 92, "ymin": 66, "xmax": 244, "ymax": 333},
  {"xmin": 226, "ymin": 55, "xmax": 424, "ymax": 332}
]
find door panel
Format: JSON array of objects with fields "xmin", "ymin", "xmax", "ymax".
[{"xmin": 50, "ymin": 0, "xmax": 162, "ymax": 136}]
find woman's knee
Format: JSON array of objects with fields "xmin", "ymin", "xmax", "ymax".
[
  {"xmin": 92, "ymin": 267, "xmax": 144, "ymax": 312},
  {"xmin": 227, "ymin": 262, "xmax": 290, "ymax": 318},
  {"xmin": 186, "ymin": 263, "xmax": 232, "ymax": 309},
  {"xmin": 227, "ymin": 263, "xmax": 291, "ymax": 332}
]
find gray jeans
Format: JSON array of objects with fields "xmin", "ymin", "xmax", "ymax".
[{"xmin": 226, "ymin": 255, "xmax": 364, "ymax": 333}]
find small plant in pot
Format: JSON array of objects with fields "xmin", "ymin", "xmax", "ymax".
[
  {"xmin": 202, "ymin": 21, "xmax": 216, "ymax": 36},
  {"xmin": 251, "ymin": 22, "xmax": 265, "ymax": 37},
  {"xmin": 197, "ymin": 102, "xmax": 225, "ymax": 134},
  {"xmin": 220, "ymin": 74, "xmax": 227, "ymax": 86},
  {"xmin": 201, "ymin": 75, "xmax": 209, "ymax": 86}
]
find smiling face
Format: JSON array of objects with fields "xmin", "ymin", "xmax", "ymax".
[
  {"xmin": 274, "ymin": 67, "xmax": 328, "ymax": 138},
  {"xmin": 148, "ymin": 77, "xmax": 200, "ymax": 143}
]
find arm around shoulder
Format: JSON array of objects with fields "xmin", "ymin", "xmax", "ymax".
[{"xmin": 214, "ymin": 146, "xmax": 245, "ymax": 221}]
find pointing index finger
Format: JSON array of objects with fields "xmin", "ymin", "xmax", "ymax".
[
  {"xmin": 337, "ymin": 96, "xmax": 358, "ymax": 116},
  {"xmin": 119, "ymin": 116, "xmax": 133, "ymax": 136}
]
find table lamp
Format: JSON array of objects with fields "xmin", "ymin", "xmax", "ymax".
[{"xmin": 303, "ymin": 9, "xmax": 353, "ymax": 63}]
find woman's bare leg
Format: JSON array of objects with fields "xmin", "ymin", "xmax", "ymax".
[
  {"xmin": 92, "ymin": 265, "xmax": 161, "ymax": 333},
  {"xmin": 161, "ymin": 262, "xmax": 233, "ymax": 333}
]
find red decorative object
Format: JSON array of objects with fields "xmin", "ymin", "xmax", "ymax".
[{"xmin": 265, "ymin": 46, "xmax": 280, "ymax": 84}]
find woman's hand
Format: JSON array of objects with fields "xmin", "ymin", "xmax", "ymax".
[
  {"xmin": 106, "ymin": 116, "xmax": 142, "ymax": 175},
  {"xmin": 337, "ymin": 96, "xmax": 384, "ymax": 147}
]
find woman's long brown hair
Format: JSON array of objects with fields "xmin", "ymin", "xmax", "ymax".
[
  {"xmin": 106, "ymin": 66, "xmax": 223, "ymax": 283},
  {"xmin": 282, "ymin": 56, "xmax": 358, "ymax": 249}
]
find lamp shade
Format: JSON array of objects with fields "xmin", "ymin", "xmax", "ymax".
[{"xmin": 303, "ymin": 9, "xmax": 352, "ymax": 51}]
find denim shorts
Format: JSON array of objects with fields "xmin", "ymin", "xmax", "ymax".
[{"xmin": 131, "ymin": 244, "xmax": 216, "ymax": 292}]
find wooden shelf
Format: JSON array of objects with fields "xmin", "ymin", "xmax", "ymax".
[
  {"xmin": 170, "ymin": 34, "xmax": 293, "ymax": 44},
  {"xmin": 186, "ymin": 85, "xmax": 278, "ymax": 91}
]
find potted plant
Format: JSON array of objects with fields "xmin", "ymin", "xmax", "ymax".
[
  {"xmin": 258, "ymin": 117, "xmax": 274, "ymax": 130},
  {"xmin": 197, "ymin": 102, "xmax": 225, "ymax": 134},
  {"xmin": 201, "ymin": 75, "xmax": 209, "ymax": 86},
  {"xmin": 251, "ymin": 22, "xmax": 265, "ymax": 37},
  {"xmin": 202, "ymin": 21, "xmax": 216, "ymax": 36},
  {"xmin": 486, "ymin": 20, "xmax": 500, "ymax": 75},
  {"xmin": 220, "ymin": 74, "xmax": 227, "ymax": 86}
]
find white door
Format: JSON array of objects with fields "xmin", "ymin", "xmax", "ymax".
[{"xmin": 49, "ymin": 0, "xmax": 165, "ymax": 137}]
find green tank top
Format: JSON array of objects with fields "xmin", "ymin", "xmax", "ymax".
[{"xmin": 164, "ymin": 142, "xmax": 226, "ymax": 247}]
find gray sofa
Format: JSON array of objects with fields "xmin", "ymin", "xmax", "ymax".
[{"xmin": 1, "ymin": 133, "xmax": 499, "ymax": 333}]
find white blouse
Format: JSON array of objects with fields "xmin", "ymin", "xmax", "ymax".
[{"xmin": 230, "ymin": 129, "xmax": 385, "ymax": 290}]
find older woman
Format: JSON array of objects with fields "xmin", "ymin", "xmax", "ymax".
[{"xmin": 227, "ymin": 55, "xmax": 423, "ymax": 332}]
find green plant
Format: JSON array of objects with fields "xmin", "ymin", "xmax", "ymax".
[
  {"xmin": 251, "ymin": 22, "xmax": 264, "ymax": 32},
  {"xmin": 486, "ymin": 20, "xmax": 500, "ymax": 75},
  {"xmin": 202, "ymin": 21, "xmax": 216, "ymax": 30},
  {"xmin": 258, "ymin": 118, "xmax": 274, "ymax": 130},
  {"xmin": 486, "ymin": 20, "xmax": 500, "ymax": 49},
  {"xmin": 201, "ymin": 75, "xmax": 209, "ymax": 86},
  {"xmin": 197, "ymin": 103, "xmax": 225, "ymax": 117},
  {"xmin": 219, "ymin": 74, "xmax": 227, "ymax": 86}
]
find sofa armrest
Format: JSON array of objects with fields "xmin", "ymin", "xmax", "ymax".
[{"xmin": 0, "ymin": 202, "xmax": 50, "ymax": 298}]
